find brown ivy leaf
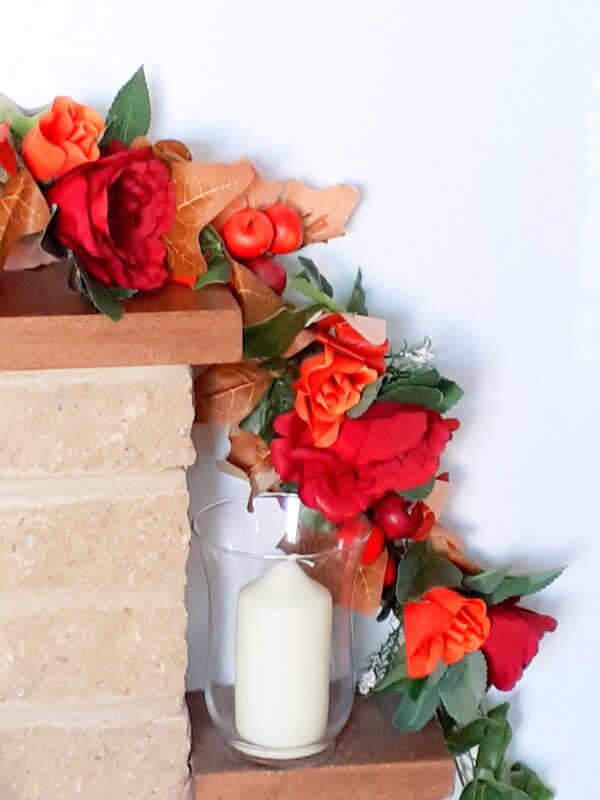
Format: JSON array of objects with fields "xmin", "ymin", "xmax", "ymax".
[
  {"xmin": 217, "ymin": 427, "xmax": 280, "ymax": 502},
  {"xmin": 194, "ymin": 362, "xmax": 274, "ymax": 424},
  {"xmin": 0, "ymin": 168, "xmax": 51, "ymax": 270},
  {"xmin": 283, "ymin": 178, "xmax": 359, "ymax": 244},
  {"xmin": 164, "ymin": 160, "xmax": 254, "ymax": 282},
  {"xmin": 229, "ymin": 259, "xmax": 285, "ymax": 325},
  {"xmin": 131, "ymin": 137, "xmax": 193, "ymax": 162},
  {"xmin": 212, "ymin": 165, "xmax": 283, "ymax": 232},
  {"xmin": 352, "ymin": 549, "xmax": 388, "ymax": 617},
  {"xmin": 428, "ymin": 522, "xmax": 482, "ymax": 576}
]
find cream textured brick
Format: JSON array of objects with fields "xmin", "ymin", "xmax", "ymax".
[
  {"xmin": 0, "ymin": 366, "xmax": 195, "ymax": 478},
  {"xmin": 0, "ymin": 711, "xmax": 191, "ymax": 800},
  {"xmin": 0, "ymin": 602, "xmax": 188, "ymax": 704},
  {"xmin": 0, "ymin": 472, "xmax": 190, "ymax": 592}
]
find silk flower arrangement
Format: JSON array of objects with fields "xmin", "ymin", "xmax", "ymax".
[{"xmin": 0, "ymin": 67, "xmax": 562, "ymax": 799}]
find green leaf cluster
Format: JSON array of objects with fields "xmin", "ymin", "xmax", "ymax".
[
  {"xmin": 380, "ymin": 365, "xmax": 464, "ymax": 413},
  {"xmin": 396, "ymin": 541, "xmax": 463, "ymax": 603},
  {"xmin": 347, "ymin": 267, "xmax": 368, "ymax": 314},
  {"xmin": 195, "ymin": 225, "xmax": 232, "ymax": 289},
  {"xmin": 102, "ymin": 66, "xmax": 151, "ymax": 147},
  {"xmin": 446, "ymin": 703, "xmax": 555, "ymax": 799},
  {"xmin": 463, "ymin": 567, "xmax": 564, "ymax": 605},
  {"xmin": 289, "ymin": 257, "xmax": 344, "ymax": 312},
  {"xmin": 68, "ymin": 252, "xmax": 134, "ymax": 321},
  {"xmin": 243, "ymin": 304, "xmax": 321, "ymax": 358},
  {"xmin": 240, "ymin": 371, "xmax": 296, "ymax": 443}
]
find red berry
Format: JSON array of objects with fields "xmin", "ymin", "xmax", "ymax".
[
  {"xmin": 223, "ymin": 209, "xmax": 274, "ymax": 259},
  {"xmin": 359, "ymin": 524, "xmax": 385, "ymax": 565},
  {"xmin": 264, "ymin": 203, "xmax": 303, "ymax": 254},
  {"xmin": 374, "ymin": 493, "xmax": 420, "ymax": 540},
  {"xmin": 245, "ymin": 256, "xmax": 287, "ymax": 295},
  {"xmin": 383, "ymin": 555, "xmax": 397, "ymax": 588}
]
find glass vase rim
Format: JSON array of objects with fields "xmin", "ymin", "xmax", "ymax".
[{"xmin": 192, "ymin": 493, "xmax": 372, "ymax": 562}]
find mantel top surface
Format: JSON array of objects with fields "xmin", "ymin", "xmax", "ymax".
[{"xmin": 0, "ymin": 262, "xmax": 242, "ymax": 370}]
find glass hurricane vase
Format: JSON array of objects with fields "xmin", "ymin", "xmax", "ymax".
[{"xmin": 192, "ymin": 493, "xmax": 370, "ymax": 767}]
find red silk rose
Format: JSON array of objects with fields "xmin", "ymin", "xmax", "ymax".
[
  {"xmin": 481, "ymin": 599, "xmax": 557, "ymax": 691},
  {"xmin": 271, "ymin": 402, "xmax": 458, "ymax": 522},
  {"xmin": 47, "ymin": 144, "xmax": 176, "ymax": 290},
  {"xmin": 314, "ymin": 313, "xmax": 388, "ymax": 374}
]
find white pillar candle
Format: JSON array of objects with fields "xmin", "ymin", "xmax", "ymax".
[{"xmin": 235, "ymin": 559, "xmax": 333, "ymax": 758}]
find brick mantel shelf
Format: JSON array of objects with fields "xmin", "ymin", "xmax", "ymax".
[{"xmin": 0, "ymin": 264, "xmax": 453, "ymax": 799}]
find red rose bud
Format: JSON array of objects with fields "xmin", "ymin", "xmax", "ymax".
[
  {"xmin": 481, "ymin": 600, "xmax": 557, "ymax": 691},
  {"xmin": 383, "ymin": 555, "xmax": 397, "ymax": 588},
  {"xmin": 47, "ymin": 145, "xmax": 176, "ymax": 290},
  {"xmin": 360, "ymin": 524, "xmax": 385, "ymax": 565},
  {"xmin": 374, "ymin": 493, "xmax": 421, "ymax": 540},
  {"xmin": 245, "ymin": 256, "xmax": 287, "ymax": 295}
]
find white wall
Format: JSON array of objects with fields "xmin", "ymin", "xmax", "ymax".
[{"xmin": 6, "ymin": 2, "xmax": 599, "ymax": 796}]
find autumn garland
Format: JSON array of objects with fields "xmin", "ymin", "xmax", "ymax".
[{"xmin": 0, "ymin": 68, "xmax": 562, "ymax": 799}]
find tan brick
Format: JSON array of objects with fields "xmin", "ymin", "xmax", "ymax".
[
  {"xmin": 0, "ymin": 711, "xmax": 191, "ymax": 800},
  {"xmin": 0, "ymin": 602, "xmax": 188, "ymax": 704},
  {"xmin": 0, "ymin": 472, "xmax": 190, "ymax": 592},
  {"xmin": 0, "ymin": 366, "xmax": 195, "ymax": 478}
]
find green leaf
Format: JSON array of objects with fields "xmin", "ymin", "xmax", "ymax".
[
  {"xmin": 509, "ymin": 762, "xmax": 555, "ymax": 799},
  {"xmin": 240, "ymin": 372, "xmax": 296, "ymax": 444},
  {"xmin": 195, "ymin": 225, "xmax": 232, "ymax": 289},
  {"xmin": 109, "ymin": 286, "xmax": 137, "ymax": 300},
  {"xmin": 397, "ymin": 478, "xmax": 436, "ymax": 501},
  {"xmin": 347, "ymin": 375, "xmax": 383, "ymax": 418},
  {"xmin": 347, "ymin": 267, "xmax": 368, "ymax": 314},
  {"xmin": 460, "ymin": 779, "xmax": 531, "ymax": 800},
  {"xmin": 438, "ymin": 652, "xmax": 487, "ymax": 725},
  {"xmin": 69, "ymin": 253, "xmax": 124, "ymax": 322},
  {"xmin": 446, "ymin": 717, "xmax": 490, "ymax": 756},
  {"xmin": 380, "ymin": 383, "xmax": 445, "ymax": 408},
  {"xmin": 103, "ymin": 66, "xmax": 151, "ymax": 147},
  {"xmin": 396, "ymin": 541, "xmax": 464, "ymax": 603},
  {"xmin": 289, "ymin": 275, "xmax": 345, "ymax": 312},
  {"xmin": 463, "ymin": 569, "xmax": 510, "ymax": 596},
  {"xmin": 476, "ymin": 703, "xmax": 512, "ymax": 780},
  {"xmin": 243, "ymin": 304, "xmax": 321, "ymax": 358},
  {"xmin": 392, "ymin": 681, "xmax": 439, "ymax": 732},
  {"xmin": 487, "ymin": 568, "xmax": 564, "ymax": 606},
  {"xmin": 297, "ymin": 256, "xmax": 334, "ymax": 297},
  {"xmin": 436, "ymin": 377, "xmax": 465, "ymax": 412},
  {"xmin": 402, "ymin": 367, "xmax": 441, "ymax": 387}
]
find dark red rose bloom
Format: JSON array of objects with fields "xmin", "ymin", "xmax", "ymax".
[
  {"xmin": 47, "ymin": 143, "xmax": 176, "ymax": 290},
  {"xmin": 481, "ymin": 599, "xmax": 557, "ymax": 691},
  {"xmin": 271, "ymin": 401, "xmax": 458, "ymax": 522}
]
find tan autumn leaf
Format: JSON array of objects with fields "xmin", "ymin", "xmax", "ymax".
[
  {"xmin": 194, "ymin": 362, "xmax": 274, "ymax": 424},
  {"xmin": 153, "ymin": 139, "xmax": 193, "ymax": 162},
  {"xmin": 217, "ymin": 427, "xmax": 280, "ymax": 502},
  {"xmin": 428, "ymin": 522, "xmax": 482, "ymax": 576},
  {"xmin": 352, "ymin": 549, "xmax": 388, "ymax": 617},
  {"xmin": 164, "ymin": 160, "xmax": 254, "ymax": 282},
  {"xmin": 0, "ymin": 168, "xmax": 51, "ymax": 270},
  {"xmin": 212, "ymin": 165, "xmax": 283, "ymax": 232},
  {"xmin": 283, "ymin": 178, "xmax": 359, "ymax": 244},
  {"xmin": 282, "ymin": 327, "xmax": 317, "ymax": 358},
  {"xmin": 229, "ymin": 259, "xmax": 285, "ymax": 325}
]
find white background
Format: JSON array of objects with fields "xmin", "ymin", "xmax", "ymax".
[{"xmin": 5, "ymin": 2, "xmax": 600, "ymax": 796}]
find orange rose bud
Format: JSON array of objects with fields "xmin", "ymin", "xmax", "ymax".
[
  {"xmin": 22, "ymin": 96, "xmax": 104, "ymax": 182},
  {"xmin": 404, "ymin": 586, "xmax": 490, "ymax": 679},
  {"xmin": 294, "ymin": 343, "xmax": 379, "ymax": 448}
]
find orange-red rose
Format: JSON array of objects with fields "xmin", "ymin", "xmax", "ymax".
[
  {"xmin": 404, "ymin": 586, "xmax": 490, "ymax": 679},
  {"xmin": 294, "ymin": 344, "xmax": 379, "ymax": 447},
  {"xmin": 22, "ymin": 96, "xmax": 104, "ymax": 182},
  {"xmin": 314, "ymin": 313, "xmax": 388, "ymax": 374}
]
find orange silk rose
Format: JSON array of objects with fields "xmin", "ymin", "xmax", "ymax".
[
  {"xmin": 404, "ymin": 586, "xmax": 490, "ymax": 679},
  {"xmin": 22, "ymin": 96, "xmax": 104, "ymax": 182},
  {"xmin": 294, "ymin": 344, "xmax": 378, "ymax": 448}
]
